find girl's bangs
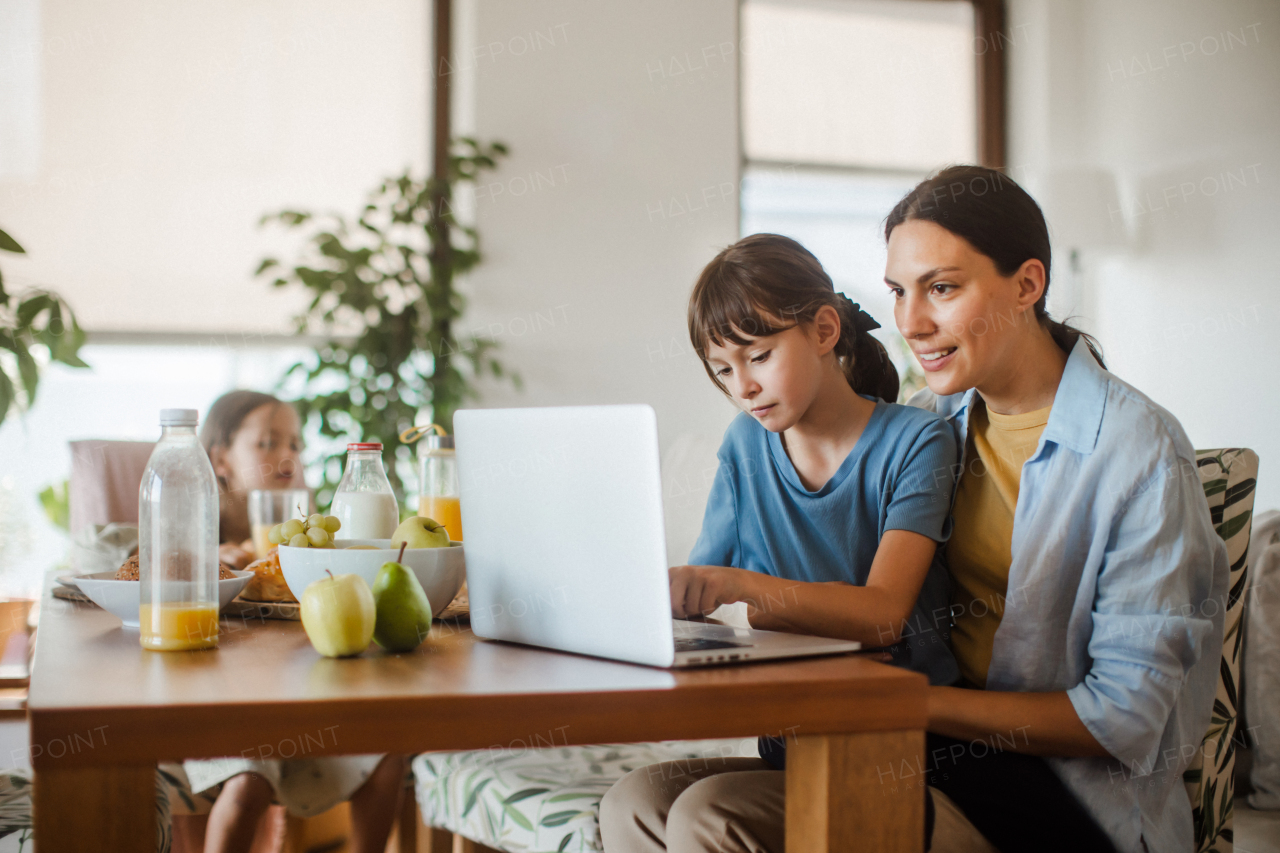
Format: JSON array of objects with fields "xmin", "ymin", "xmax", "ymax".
[{"xmin": 690, "ymin": 272, "xmax": 794, "ymax": 356}]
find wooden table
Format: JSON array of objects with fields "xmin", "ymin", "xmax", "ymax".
[{"xmin": 28, "ymin": 592, "xmax": 927, "ymax": 852}]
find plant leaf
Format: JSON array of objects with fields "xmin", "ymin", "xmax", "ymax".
[
  {"xmin": 0, "ymin": 228, "xmax": 24, "ymax": 253},
  {"xmin": 12, "ymin": 337, "xmax": 37, "ymax": 402},
  {"xmin": 0, "ymin": 370, "xmax": 13, "ymax": 423},
  {"xmin": 16, "ymin": 294, "xmax": 52, "ymax": 328}
]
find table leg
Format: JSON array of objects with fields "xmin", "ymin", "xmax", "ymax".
[
  {"xmin": 786, "ymin": 730, "xmax": 924, "ymax": 853},
  {"xmin": 34, "ymin": 762, "xmax": 156, "ymax": 852}
]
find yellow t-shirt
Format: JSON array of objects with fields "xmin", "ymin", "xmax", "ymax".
[{"xmin": 946, "ymin": 400, "xmax": 1052, "ymax": 688}]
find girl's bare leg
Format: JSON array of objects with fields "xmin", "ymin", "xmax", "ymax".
[{"xmin": 348, "ymin": 754, "xmax": 409, "ymax": 853}]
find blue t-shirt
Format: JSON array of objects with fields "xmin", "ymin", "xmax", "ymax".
[{"xmin": 689, "ymin": 400, "xmax": 960, "ymax": 687}]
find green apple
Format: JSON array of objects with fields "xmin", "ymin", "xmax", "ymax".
[
  {"xmin": 300, "ymin": 570, "xmax": 376, "ymax": 657},
  {"xmin": 391, "ymin": 516, "xmax": 451, "ymax": 549},
  {"xmin": 371, "ymin": 550, "xmax": 433, "ymax": 652}
]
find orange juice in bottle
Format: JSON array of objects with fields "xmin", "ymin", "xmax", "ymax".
[
  {"xmin": 415, "ymin": 427, "xmax": 463, "ymax": 541},
  {"xmin": 140, "ymin": 603, "xmax": 220, "ymax": 651},
  {"xmin": 419, "ymin": 495, "xmax": 463, "ymax": 541},
  {"xmin": 138, "ymin": 409, "xmax": 220, "ymax": 651}
]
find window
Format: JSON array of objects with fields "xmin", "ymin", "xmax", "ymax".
[{"xmin": 739, "ymin": 0, "xmax": 1002, "ymax": 399}]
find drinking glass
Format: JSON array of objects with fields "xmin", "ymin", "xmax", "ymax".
[{"xmin": 248, "ymin": 489, "xmax": 312, "ymax": 557}]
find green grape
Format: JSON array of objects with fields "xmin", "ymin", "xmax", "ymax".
[
  {"xmin": 288, "ymin": 532, "xmax": 310, "ymax": 548},
  {"xmin": 306, "ymin": 527, "xmax": 330, "ymax": 547},
  {"xmin": 323, "ymin": 516, "xmax": 342, "ymax": 534},
  {"xmin": 281, "ymin": 519, "xmax": 305, "ymax": 539},
  {"xmin": 307, "ymin": 513, "xmax": 326, "ymax": 529},
  {"xmin": 267, "ymin": 525, "xmax": 283, "ymax": 545}
]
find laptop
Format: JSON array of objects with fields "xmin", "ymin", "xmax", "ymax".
[{"xmin": 454, "ymin": 404, "xmax": 861, "ymax": 668}]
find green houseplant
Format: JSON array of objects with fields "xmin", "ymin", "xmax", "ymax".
[
  {"xmin": 256, "ymin": 138, "xmax": 518, "ymax": 506},
  {"xmin": 0, "ymin": 227, "xmax": 87, "ymax": 426}
]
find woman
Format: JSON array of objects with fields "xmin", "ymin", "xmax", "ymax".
[{"xmin": 601, "ymin": 167, "xmax": 1227, "ymax": 853}]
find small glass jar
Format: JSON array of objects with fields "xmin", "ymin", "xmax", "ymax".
[
  {"xmin": 329, "ymin": 443, "xmax": 400, "ymax": 539},
  {"xmin": 417, "ymin": 433, "xmax": 461, "ymax": 542},
  {"xmin": 139, "ymin": 408, "xmax": 220, "ymax": 651}
]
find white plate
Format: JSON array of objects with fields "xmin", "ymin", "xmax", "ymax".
[{"xmin": 73, "ymin": 571, "xmax": 253, "ymax": 629}]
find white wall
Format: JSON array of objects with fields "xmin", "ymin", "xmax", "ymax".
[
  {"xmin": 458, "ymin": 1, "xmax": 741, "ymax": 470},
  {"xmin": 1008, "ymin": 0, "xmax": 1280, "ymax": 512}
]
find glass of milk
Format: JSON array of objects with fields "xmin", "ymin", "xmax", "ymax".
[{"xmin": 329, "ymin": 443, "xmax": 400, "ymax": 539}]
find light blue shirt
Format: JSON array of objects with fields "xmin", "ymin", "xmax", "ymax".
[
  {"xmin": 911, "ymin": 338, "xmax": 1228, "ymax": 853},
  {"xmin": 688, "ymin": 399, "xmax": 960, "ymax": 686}
]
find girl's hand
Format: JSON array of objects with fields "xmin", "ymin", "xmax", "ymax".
[{"xmin": 668, "ymin": 565, "xmax": 760, "ymax": 619}]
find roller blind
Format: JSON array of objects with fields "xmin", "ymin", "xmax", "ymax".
[
  {"xmin": 742, "ymin": 0, "xmax": 977, "ymax": 171},
  {"xmin": 0, "ymin": 0, "xmax": 429, "ymax": 335}
]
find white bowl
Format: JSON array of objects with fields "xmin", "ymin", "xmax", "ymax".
[
  {"xmin": 73, "ymin": 571, "xmax": 253, "ymax": 629},
  {"xmin": 277, "ymin": 539, "xmax": 465, "ymax": 617}
]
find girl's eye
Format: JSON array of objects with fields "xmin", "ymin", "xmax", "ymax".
[
  {"xmin": 750, "ymin": 351, "xmax": 771, "ymax": 364},
  {"xmin": 716, "ymin": 366, "xmax": 732, "ymax": 377}
]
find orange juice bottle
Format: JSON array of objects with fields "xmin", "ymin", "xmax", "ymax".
[
  {"xmin": 419, "ymin": 495, "xmax": 463, "ymax": 542},
  {"xmin": 418, "ymin": 430, "xmax": 462, "ymax": 541},
  {"xmin": 138, "ymin": 409, "xmax": 220, "ymax": 651}
]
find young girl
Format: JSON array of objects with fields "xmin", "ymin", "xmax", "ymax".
[
  {"xmin": 171, "ymin": 390, "xmax": 407, "ymax": 853},
  {"xmin": 601, "ymin": 233, "xmax": 961, "ymax": 850}
]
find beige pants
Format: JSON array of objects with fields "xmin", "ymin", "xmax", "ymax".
[{"xmin": 599, "ymin": 758, "xmax": 998, "ymax": 853}]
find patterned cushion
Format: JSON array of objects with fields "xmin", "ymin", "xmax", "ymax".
[
  {"xmin": 1186, "ymin": 448, "xmax": 1259, "ymax": 853},
  {"xmin": 413, "ymin": 739, "xmax": 757, "ymax": 852}
]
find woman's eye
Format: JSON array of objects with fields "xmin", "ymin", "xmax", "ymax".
[
  {"xmin": 888, "ymin": 286, "xmax": 904, "ymax": 298},
  {"xmin": 931, "ymin": 282, "xmax": 955, "ymax": 295}
]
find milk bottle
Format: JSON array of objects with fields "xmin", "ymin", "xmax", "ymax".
[{"xmin": 328, "ymin": 443, "xmax": 400, "ymax": 539}]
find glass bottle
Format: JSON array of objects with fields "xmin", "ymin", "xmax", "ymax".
[
  {"xmin": 139, "ymin": 408, "xmax": 220, "ymax": 651},
  {"xmin": 417, "ymin": 433, "xmax": 461, "ymax": 541},
  {"xmin": 329, "ymin": 443, "xmax": 400, "ymax": 540}
]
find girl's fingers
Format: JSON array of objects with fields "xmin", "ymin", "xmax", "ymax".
[
  {"xmin": 669, "ymin": 571, "xmax": 689, "ymax": 618},
  {"xmin": 684, "ymin": 575, "xmax": 706, "ymax": 619},
  {"xmin": 699, "ymin": 582, "xmax": 722, "ymax": 617}
]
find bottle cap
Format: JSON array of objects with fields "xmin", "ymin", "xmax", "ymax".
[
  {"xmin": 424, "ymin": 434, "xmax": 454, "ymax": 450},
  {"xmin": 347, "ymin": 442, "xmax": 383, "ymax": 452},
  {"xmin": 160, "ymin": 408, "xmax": 199, "ymax": 426}
]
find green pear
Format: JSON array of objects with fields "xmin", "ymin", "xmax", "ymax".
[{"xmin": 371, "ymin": 544, "xmax": 433, "ymax": 652}]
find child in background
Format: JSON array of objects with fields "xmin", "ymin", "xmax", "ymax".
[
  {"xmin": 600, "ymin": 234, "xmax": 959, "ymax": 851},
  {"xmin": 171, "ymin": 390, "xmax": 406, "ymax": 853}
]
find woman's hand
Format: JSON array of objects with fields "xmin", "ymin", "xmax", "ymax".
[
  {"xmin": 668, "ymin": 565, "xmax": 763, "ymax": 619},
  {"xmin": 219, "ymin": 542, "xmax": 254, "ymax": 570}
]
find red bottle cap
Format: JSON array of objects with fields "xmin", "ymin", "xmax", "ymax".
[{"xmin": 347, "ymin": 442, "xmax": 383, "ymax": 451}]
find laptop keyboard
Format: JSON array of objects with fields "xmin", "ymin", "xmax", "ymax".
[{"xmin": 673, "ymin": 636, "xmax": 751, "ymax": 653}]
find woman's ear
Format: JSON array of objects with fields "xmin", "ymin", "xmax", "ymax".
[{"xmin": 1014, "ymin": 259, "xmax": 1048, "ymax": 310}]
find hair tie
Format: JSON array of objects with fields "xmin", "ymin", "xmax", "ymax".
[{"xmin": 839, "ymin": 293, "xmax": 881, "ymax": 334}]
